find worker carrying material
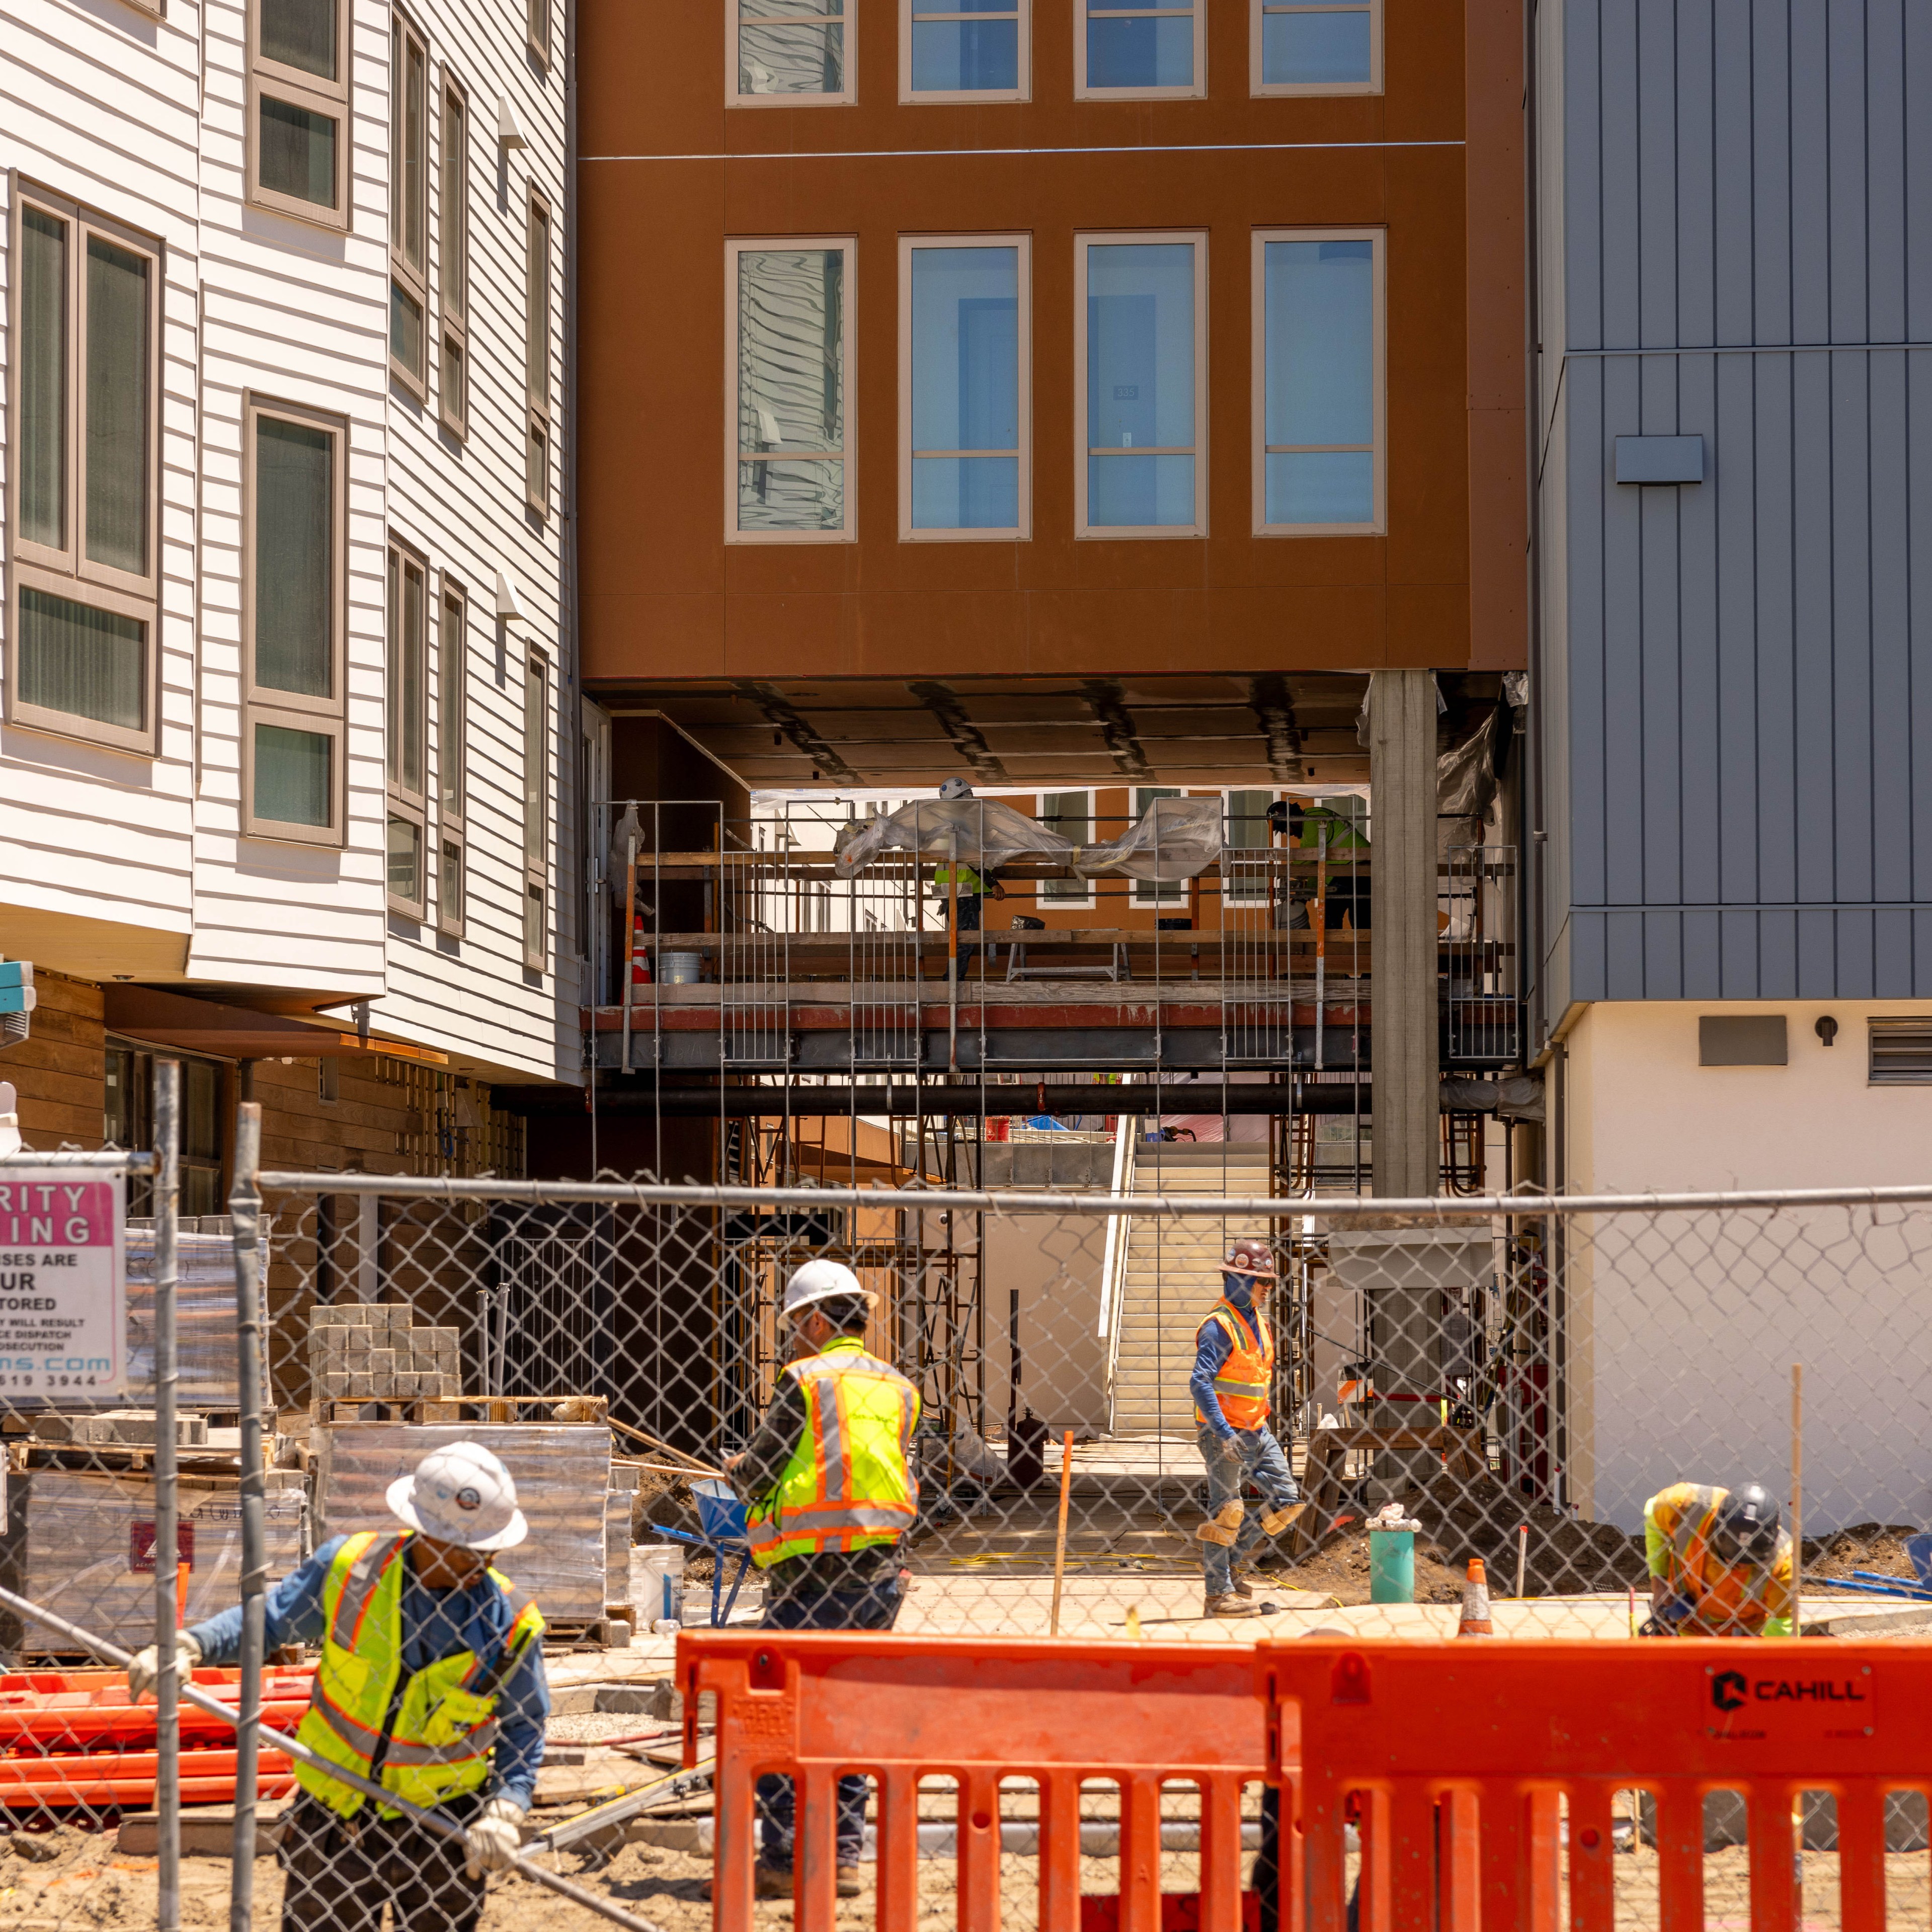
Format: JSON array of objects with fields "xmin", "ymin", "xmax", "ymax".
[
  {"xmin": 727, "ymin": 1258, "xmax": 920, "ymax": 1899},
  {"xmin": 1191, "ymin": 1238, "xmax": 1307, "ymax": 1619},
  {"xmin": 1640, "ymin": 1480, "xmax": 1795, "ymax": 1636},
  {"xmin": 129, "ymin": 1441, "xmax": 548, "ymax": 1932}
]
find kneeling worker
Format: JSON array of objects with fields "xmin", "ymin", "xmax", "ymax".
[
  {"xmin": 130, "ymin": 1442, "xmax": 547, "ymax": 1932},
  {"xmin": 1642, "ymin": 1480, "xmax": 1794, "ymax": 1636},
  {"xmin": 1193, "ymin": 1238, "xmax": 1307, "ymax": 1618},
  {"xmin": 728, "ymin": 1259, "xmax": 920, "ymax": 1899}
]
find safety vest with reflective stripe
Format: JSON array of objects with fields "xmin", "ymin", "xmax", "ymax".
[
  {"xmin": 294, "ymin": 1531, "xmax": 545, "ymax": 1820},
  {"xmin": 1194, "ymin": 1301, "xmax": 1274, "ymax": 1430},
  {"xmin": 1644, "ymin": 1483, "xmax": 1794, "ymax": 1636},
  {"xmin": 746, "ymin": 1337, "xmax": 921, "ymax": 1568}
]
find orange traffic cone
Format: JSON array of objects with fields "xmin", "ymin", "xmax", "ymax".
[{"xmin": 1457, "ymin": 1558, "xmax": 1494, "ymax": 1638}]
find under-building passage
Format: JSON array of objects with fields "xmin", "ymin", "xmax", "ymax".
[{"xmin": 500, "ymin": 669, "xmax": 1555, "ymax": 1531}]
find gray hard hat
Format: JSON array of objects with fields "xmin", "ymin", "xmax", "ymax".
[
  {"xmin": 938, "ymin": 777, "xmax": 975, "ymax": 800},
  {"xmin": 1711, "ymin": 1483, "xmax": 1781, "ymax": 1566}
]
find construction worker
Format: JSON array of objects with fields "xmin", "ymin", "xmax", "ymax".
[
  {"xmin": 129, "ymin": 1442, "xmax": 547, "ymax": 1932},
  {"xmin": 1640, "ymin": 1481, "xmax": 1795, "ymax": 1636},
  {"xmin": 1193, "ymin": 1238, "xmax": 1306, "ymax": 1618},
  {"xmin": 1298, "ymin": 796, "xmax": 1370, "ymax": 930},
  {"xmin": 931, "ymin": 775, "xmax": 1005, "ymax": 978},
  {"xmin": 725, "ymin": 1258, "xmax": 920, "ymax": 1898}
]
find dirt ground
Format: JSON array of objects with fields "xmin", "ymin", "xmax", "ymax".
[{"xmin": 1806, "ymin": 1522, "xmax": 1926, "ymax": 1578}]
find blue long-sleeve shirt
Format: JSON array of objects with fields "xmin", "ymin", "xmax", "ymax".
[
  {"xmin": 188, "ymin": 1533, "xmax": 549, "ymax": 1810},
  {"xmin": 1190, "ymin": 1277, "xmax": 1263, "ymax": 1440}
]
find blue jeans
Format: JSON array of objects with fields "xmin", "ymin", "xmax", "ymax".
[
  {"xmin": 1197, "ymin": 1424, "xmax": 1301, "ymax": 1595},
  {"xmin": 755, "ymin": 1573, "xmax": 905, "ymax": 1869}
]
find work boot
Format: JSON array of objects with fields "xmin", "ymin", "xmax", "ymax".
[
  {"xmin": 837, "ymin": 1865, "xmax": 863, "ymax": 1898},
  {"xmin": 705, "ymin": 1862, "xmax": 795, "ymax": 1901},
  {"xmin": 1203, "ymin": 1592, "xmax": 1261, "ymax": 1619},
  {"xmin": 1229, "ymin": 1574, "xmax": 1255, "ymax": 1597},
  {"xmin": 1260, "ymin": 1502, "xmax": 1309, "ymax": 1537},
  {"xmin": 1196, "ymin": 1501, "xmax": 1244, "ymax": 1547}
]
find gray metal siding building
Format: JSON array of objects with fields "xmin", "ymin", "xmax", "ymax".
[{"xmin": 1533, "ymin": 0, "xmax": 1932, "ymax": 1033}]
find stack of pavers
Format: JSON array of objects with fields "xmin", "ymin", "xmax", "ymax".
[{"xmin": 308, "ymin": 1304, "xmax": 461, "ymax": 1418}]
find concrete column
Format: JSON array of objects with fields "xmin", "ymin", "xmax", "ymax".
[
  {"xmin": 1368, "ymin": 669, "xmax": 1440, "ymax": 1197},
  {"xmin": 1367, "ymin": 670, "xmax": 1440, "ymax": 1498}
]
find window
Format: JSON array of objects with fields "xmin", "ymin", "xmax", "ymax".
[
  {"xmin": 1224, "ymin": 788, "xmax": 1276, "ymax": 901},
  {"xmin": 105, "ymin": 1047, "xmax": 225, "ymax": 1216},
  {"xmin": 439, "ymin": 75, "xmax": 469, "ymax": 436},
  {"xmin": 1076, "ymin": 0, "xmax": 1201, "ymax": 97},
  {"xmin": 243, "ymin": 398, "xmax": 346, "ymax": 843},
  {"xmin": 901, "ymin": 0, "xmax": 1027, "ymax": 100},
  {"xmin": 1869, "ymin": 1019, "xmax": 1932, "ymax": 1085},
  {"xmin": 523, "ymin": 656, "xmax": 548, "ymax": 970},
  {"xmin": 730, "ymin": 0, "xmax": 851, "ymax": 105},
  {"xmin": 900, "ymin": 237, "xmax": 1028, "ymax": 541},
  {"xmin": 1252, "ymin": 0, "xmax": 1380, "ymax": 93},
  {"xmin": 1076, "ymin": 233, "xmax": 1206, "ymax": 538},
  {"xmin": 528, "ymin": 0, "xmax": 551, "ymax": 66},
  {"xmin": 728, "ymin": 239, "xmax": 855, "ymax": 542},
  {"xmin": 437, "ymin": 577, "xmax": 466, "ymax": 936},
  {"xmin": 1132, "ymin": 785, "xmax": 1183, "ymax": 902},
  {"xmin": 1253, "ymin": 228, "xmax": 1383, "ymax": 535},
  {"xmin": 386, "ymin": 540, "xmax": 429, "ymax": 912},
  {"xmin": 6, "ymin": 191, "xmax": 160, "ymax": 754},
  {"xmin": 249, "ymin": 0, "xmax": 351, "ymax": 227},
  {"xmin": 525, "ymin": 191, "xmax": 552, "ymax": 515},
  {"xmin": 1037, "ymin": 791, "xmax": 1093, "ymax": 906},
  {"xmin": 390, "ymin": 12, "xmax": 429, "ymax": 394}
]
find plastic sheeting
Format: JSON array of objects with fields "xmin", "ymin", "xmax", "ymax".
[
  {"xmin": 0, "ymin": 1471, "xmax": 307, "ymax": 1654},
  {"xmin": 1074, "ymin": 795, "xmax": 1224, "ymax": 883},
  {"xmin": 832, "ymin": 798, "xmax": 1076, "ymax": 879},
  {"xmin": 316, "ymin": 1422, "xmax": 613, "ymax": 1623}
]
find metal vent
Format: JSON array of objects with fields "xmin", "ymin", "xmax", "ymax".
[{"xmin": 1868, "ymin": 1018, "xmax": 1932, "ymax": 1085}]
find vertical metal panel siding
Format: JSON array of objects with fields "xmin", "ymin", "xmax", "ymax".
[{"xmin": 1549, "ymin": 0, "xmax": 1932, "ymax": 1001}]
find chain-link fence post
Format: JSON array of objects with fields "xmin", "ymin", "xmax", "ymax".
[
  {"xmin": 228, "ymin": 1100, "xmax": 266, "ymax": 1926},
  {"xmin": 151, "ymin": 1058, "xmax": 181, "ymax": 1932}
]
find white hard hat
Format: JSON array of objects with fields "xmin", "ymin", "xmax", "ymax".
[
  {"xmin": 937, "ymin": 777, "xmax": 975, "ymax": 800},
  {"xmin": 782, "ymin": 1258, "xmax": 872, "ymax": 1320},
  {"xmin": 386, "ymin": 1441, "xmax": 529, "ymax": 1552}
]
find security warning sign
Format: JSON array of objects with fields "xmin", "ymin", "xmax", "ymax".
[{"xmin": 0, "ymin": 1173, "xmax": 126, "ymax": 1398}]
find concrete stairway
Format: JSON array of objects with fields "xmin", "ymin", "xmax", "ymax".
[{"xmin": 1108, "ymin": 1144, "xmax": 1273, "ymax": 1436}]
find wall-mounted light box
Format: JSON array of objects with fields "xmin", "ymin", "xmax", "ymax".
[{"xmin": 1616, "ymin": 435, "xmax": 1705, "ymax": 485}]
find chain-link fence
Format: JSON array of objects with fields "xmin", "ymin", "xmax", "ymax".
[{"xmin": 5, "ymin": 1117, "xmax": 1932, "ymax": 1929}]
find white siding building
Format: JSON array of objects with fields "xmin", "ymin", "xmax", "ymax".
[{"xmin": 1, "ymin": 0, "xmax": 575, "ymax": 1132}]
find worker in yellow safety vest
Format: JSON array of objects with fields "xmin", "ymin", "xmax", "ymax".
[
  {"xmin": 1641, "ymin": 1481, "xmax": 1795, "ymax": 1636},
  {"xmin": 931, "ymin": 776, "xmax": 1005, "ymax": 979},
  {"xmin": 130, "ymin": 1442, "xmax": 547, "ymax": 1932},
  {"xmin": 723, "ymin": 1258, "xmax": 920, "ymax": 1900},
  {"xmin": 1193, "ymin": 1238, "xmax": 1308, "ymax": 1619}
]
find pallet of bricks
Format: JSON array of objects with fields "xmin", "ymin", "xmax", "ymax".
[{"xmin": 306, "ymin": 1304, "xmax": 461, "ymax": 1422}]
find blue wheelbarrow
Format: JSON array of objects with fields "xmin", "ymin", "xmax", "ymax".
[{"xmin": 650, "ymin": 1478, "xmax": 756, "ymax": 1628}]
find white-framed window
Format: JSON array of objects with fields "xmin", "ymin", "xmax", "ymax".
[
  {"xmin": 1252, "ymin": 227, "xmax": 1384, "ymax": 536},
  {"xmin": 248, "ymin": 0, "xmax": 352, "ymax": 229},
  {"xmin": 437, "ymin": 575, "xmax": 467, "ymax": 937},
  {"xmin": 242, "ymin": 396, "xmax": 348, "ymax": 844},
  {"xmin": 1036, "ymin": 791, "xmax": 1094, "ymax": 906},
  {"xmin": 525, "ymin": 189, "xmax": 552, "ymax": 516},
  {"xmin": 1251, "ymin": 1, "xmax": 1381, "ymax": 93},
  {"xmin": 727, "ymin": 238, "xmax": 856, "ymax": 543},
  {"xmin": 528, "ymin": 0, "xmax": 551, "ymax": 67},
  {"xmin": 523, "ymin": 653, "xmax": 549, "ymax": 971},
  {"xmin": 390, "ymin": 10, "xmax": 430, "ymax": 397},
  {"xmin": 1075, "ymin": 0, "xmax": 1202, "ymax": 98},
  {"xmin": 5, "ymin": 189, "xmax": 162, "ymax": 756},
  {"xmin": 900, "ymin": 236, "xmax": 1029, "ymax": 541},
  {"xmin": 385, "ymin": 538, "xmax": 429, "ymax": 913},
  {"xmin": 1075, "ymin": 232, "xmax": 1206, "ymax": 539},
  {"xmin": 901, "ymin": 0, "xmax": 1028, "ymax": 101},
  {"xmin": 729, "ymin": 0, "xmax": 853, "ymax": 106},
  {"xmin": 1132, "ymin": 785, "xmax": 1184, "ymax": 903},
  {"xmin": 1223, "ymin": 787, "xmax": 1277, "ymax": 901}
]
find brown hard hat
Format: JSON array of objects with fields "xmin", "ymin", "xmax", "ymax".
[{"xmin": 1225, "ymin": 1238, "xmax": 1277, "ymax": 1278}]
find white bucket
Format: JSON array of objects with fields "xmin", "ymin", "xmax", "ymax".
[
  {"xmin": 660, "ymin": 951, "xmax": 705, "ymax": 984},
  {"xmin": 631, "ymin": 1544, "xmax": 686, "ymax": 1627}
]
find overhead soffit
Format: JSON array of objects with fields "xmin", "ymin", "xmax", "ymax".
[{"xmin": 602, "ymin": 674, "xmax": 1381, "ymax": 791}]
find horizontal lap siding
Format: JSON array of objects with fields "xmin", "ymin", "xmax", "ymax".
[{"xmin": 1545, "ymin": 0, "xmax": 1932, "ymax": 1003}]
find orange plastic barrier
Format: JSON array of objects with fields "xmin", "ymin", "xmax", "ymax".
[
  {"xmin": 1256, "ymin": 1638, "xmax": 1932, "ymax": 1932},
  {"xmin": 0, "ymin": 1666, "xmax": 315, "ymax": 1750},
  {"xmin": 680, "ymin": 1631, "xmax": 1275, "ymax": 1932},
  {"xmin": 0, "ymin": 1743, "xmax": 295, "ymax": 1808}
]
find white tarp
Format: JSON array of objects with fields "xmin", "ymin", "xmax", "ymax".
[
  {"xmin": 1075, "ymin": 795, "xmax": 1224, "ymax": 883},
  {"xmin": 832, "ymin": 798, "xmax": 1076, "ymax": 878}
]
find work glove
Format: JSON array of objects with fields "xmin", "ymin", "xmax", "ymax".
[
  {"xmin": 128, "ymin": 1631, "xmax": 201, "ymax": 1702},
  {"xmin": 463, "ymin": 1795, "xmax": 527, "ymax": 1879}
]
